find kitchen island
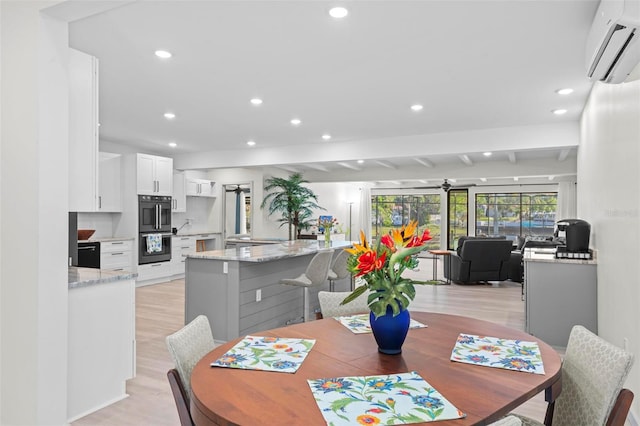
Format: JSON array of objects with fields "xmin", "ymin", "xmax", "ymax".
[
  {"xmin": 68, "ymin": 267, "xmax": 137, "ymax": 422},
  {"xmin": 185, "ymin": 240, "xmax": 352, "ymax": 342}
]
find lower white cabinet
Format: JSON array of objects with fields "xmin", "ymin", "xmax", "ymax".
[
  {"xmin": 137, "ymin": 261, "xmax": 173, "ymax": 283},
  {"xmin": 100, "ymin": 239, "xmax": 133, "ymax": 272},
  {"xmin": 171, "ymin": 235, "xmax": 196, "ymax": 276}
]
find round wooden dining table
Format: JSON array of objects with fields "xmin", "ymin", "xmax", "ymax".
[{"xmin": 191, "ymin": 311, "xmax": 562, "ymax": 426}]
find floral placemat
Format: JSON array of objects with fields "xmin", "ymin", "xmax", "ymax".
[
  {"xmin": 335, "ymin": 314, "xmax": 427, "ymax": 334},
  {"xmin": 308, "ymin": 371, "xmax": 465, "ymax": 425},
  {"xmin": 210, "ymin": 335, "xmax": 315, "ymax": 373},
  {"xmin": 450, "ymin": 333, "xmax": 545, "ymax": 374}
]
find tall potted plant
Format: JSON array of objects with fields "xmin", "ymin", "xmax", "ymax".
[{"xmin": 261, "ymin": 172, "xmax": 324, "ymax": 240}]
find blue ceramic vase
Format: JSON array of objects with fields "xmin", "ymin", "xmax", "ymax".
[{"xmin": 369, "ymin": 306, "xmax": 411, "ymax": 355}]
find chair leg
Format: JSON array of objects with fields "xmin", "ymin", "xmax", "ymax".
[
  {"xmin": 329, "ymin": 279, "xmax": 335, "ymax": 292},
  {"xmin": 303, "ymin": 287, "xmax": 310, "ymax": 322}
]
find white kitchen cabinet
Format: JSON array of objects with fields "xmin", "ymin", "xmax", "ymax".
[
  {"xmin": 98, "ymin": 152, "xmax": 122, "ymax": 212},
  {"xmin": 68, "ymin": 48, "xmax": 99, "ymax": 212},
  {"xmin": 100, "ymin": 239, "xmax": 133, "ymax": 272},
  {"xmin": 171, "ymin": 235, "xmax": 196, "ymax": 276},
  {"xmin": 136, "ymin": 261, "xmax": 173, "ymax": 285},
  {"xmin": 186, "ymin": 178, "xmax": 216, "ymax": 197},
  {"xmin": 172, "ymin": 171, "xmax": 187, "ymax": 212},
  {"xmin": 136, "ymin": 153, "xmax": 173, "ymax": 196}
]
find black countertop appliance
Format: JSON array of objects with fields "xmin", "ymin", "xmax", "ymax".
[{"xmin": 556, "ymin": 219, "xmax": 591, "ymax": 252}]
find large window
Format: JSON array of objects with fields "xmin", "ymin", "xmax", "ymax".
[
  {"xmin": 448, "ymin": 190, "xmax": 468, "ymax": 249},
  {"xmin": 371, "ymin": 194, "xmax": 440, "ymax": 249},
  {"xmin": 475, "ymin": 192, "xmax": 557, "ymax": 240}
]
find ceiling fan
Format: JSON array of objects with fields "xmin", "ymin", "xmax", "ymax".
[
  {"xmin": 225, "ymin": 185, "xmax": 250, "ymax": 194},
  {"xmin": 408, "ymin": 179, "xmax": 477, "ymax": 192}
]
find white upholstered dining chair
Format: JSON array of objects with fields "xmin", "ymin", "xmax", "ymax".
[
  {"xmin": 166, "ymin": 315, "xmax": 216, "ymax": 426},
  {"xmin": 318, "ymin": 290, "xmax": 369, "ymax": 318},
  {"xmin": 513, "ymin": 325, "xmax": 634, "ymax": 426},
  {"xmin": 490, "ymin": 416, "xmax": 522, "ymax": 426}
]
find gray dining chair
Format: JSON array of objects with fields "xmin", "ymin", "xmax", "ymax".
[
  {"xmin": 327, "ymin": 249, "xmax": 351, "ymax": 291},
  {"xmin": 318, "ymin": 290, "xmax": 369, "ymax": 318},
  {"xmin": 512, "ymin": 325, "xmax": 634, "ymax": 426},
  {"xmin": 280, "ymin": 249, "xmax": 334, "ymax": 322},
  {"xmin": 166, "ymin": 315, "xmax": 216, "ymax": 426}
]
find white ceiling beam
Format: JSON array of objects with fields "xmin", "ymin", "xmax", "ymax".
[
  {"xmin": 374, "ymin": 160, "xmax": 397, "ymax": 169},
  {"xmin": 459, "ymin": 154, "xmax": 473, "ymax": 166},
  {"xmin": 275, "ymin": 165, "xmax": 300, "ymax": 173},
  {"xmin": 508, "ymin": 152, "xmax": 517, "ymax": 163},
  {"xmin": 336, "ymin": 162, "xmax": 362, "ymax": 171},
  {"xmin": 414, "ymin": 158, "xmax": 434, "ymax": 168},
  {"xmin": 305, "ymin": 163, "xmax": 331, "ymax": 172},
  {"xmin": 558, "ymin": 148, "xmax": 571, "ymax": 162}
]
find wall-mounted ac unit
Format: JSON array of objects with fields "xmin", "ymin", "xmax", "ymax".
[{"xmin": 586, "ymin": 0, "xmax": 640, "ymax": 84}]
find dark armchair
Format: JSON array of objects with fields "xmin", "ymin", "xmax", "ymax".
[{"xmin": 444, "ymin": 237, "xmax": 514, "ymax": 284}]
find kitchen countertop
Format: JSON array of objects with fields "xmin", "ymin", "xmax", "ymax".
[
  {"xmin": 186, "ymin": 239, "xmax": 353, "ymax": 262},
  {"xmin": 172, "ymin": 231, "xmax": 221, "ymax": 237},
  {"xmin": 78, "ymin": 236, "xmax": 135, "ymax": 243},
  {"xmin": 523, "ymin": 247, "xmax": 597, "ymax": 265},
  {"xmin": 68, "ymin": 267, "xmax": 137, "ymax": 289}
]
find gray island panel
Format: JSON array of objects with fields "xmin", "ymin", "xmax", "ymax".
[{"xmin": 185, "ymin": 240, "xmax": 353, "ymax": 342}]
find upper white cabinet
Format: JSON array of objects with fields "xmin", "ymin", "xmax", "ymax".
[
  {"xmin": 98, "ymin": 152, "xmax": 122, "ymax": 212},
  {"xmin": 68, "ymin": 48, "xmax": 99, "ymax": 212},
  {"xmin": 172, "ymin": 171, "xmax": 187, "ymax": 212},
  {"xmin": 136, "ymin": 153, "xmax": 173, "ymax": 196},
  {"xmin": 186, "ymin": 178, "xmax": 216, "ymax": 197}
]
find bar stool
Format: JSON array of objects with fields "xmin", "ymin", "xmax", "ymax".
[
  {"xmin": 196, "ymin": 240, "xmax": 206, "ymax": 252},
  {"xmin": 280, "ymin": 250, "xmax": 334, "ymax": 322},
  {"xmin": 327, "ymin": 249, "xmax": 351, "ymax": 292}
]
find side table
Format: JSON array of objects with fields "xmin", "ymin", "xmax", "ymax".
[{"xmin": 427, "ymin": 249, "xmax": 452, "ymax": 284}]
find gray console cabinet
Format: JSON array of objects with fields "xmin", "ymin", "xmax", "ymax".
[{"xmin": 524, "ymin": 251, "xmax": 597, "ymax": 348}]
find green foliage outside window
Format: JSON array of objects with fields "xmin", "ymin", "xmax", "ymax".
[{"xmin": 371, "ymin": 194, "xmax": 441, "ymax": 249}]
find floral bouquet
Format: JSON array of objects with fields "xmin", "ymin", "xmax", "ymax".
[
  {"xmin": 318, "ymin": 216, "xmax": 338, "ymax": 233},
  {"xmin": 341, "ymin": 220, "xmax": 432, "ymax": 318}
]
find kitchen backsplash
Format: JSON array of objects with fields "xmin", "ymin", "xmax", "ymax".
[
  {"xmin": 77, "ymin": 213, "xmax": 114, "ymax": 238},
  {"xmin": 172, "ymin": 196, "xmax": 219, "ymax": 234}
]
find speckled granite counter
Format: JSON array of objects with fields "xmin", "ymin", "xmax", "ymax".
[
  {"xmin": 185, "ymin": 240, "xmax": 354, "ymax": 341},
  {"xmin": 78, "ymin": 236, "xmax": 135, "ymax": 243},
  {"xmin": 68, "ymin": 266, "xmax": 137, "ymax": 289},
  {"xmin": 187, "ymin": 239, "xmax": 352, "ymax": 262}
]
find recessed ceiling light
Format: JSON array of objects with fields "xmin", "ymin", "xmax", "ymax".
[
  {"xmin": 483, "ymin": 152, "xmax": 492, "ymax": 157},
  {"xmin": 155, "ymin": 50, "xmax": 172, "ymax": 59},
  {"xmin": 514, "ymin": 177, "xmax": 519, "ymax": 182},
  {"xmin": 410, "ymin": 104, "xmax": 424, "ymax": 112},
  {"xmin": 357, "ymin": 159, "xmax": 364, "ymax": 164},
  {"xmin": 552, "ymin": 109, "xmax": 568, "ymax": 115},
  {"xmin": 250, "ymin": 98, "xmax": 263, "ymax": 105},
  {"xmin": 329, "ymin": 7, "xmax": 348, "ymax": 18},
  {"xmin": 480, "ymin": 178, "xmax": 487, "ymax": 182},
  {"xmin": 164, "ymin": 112, "xmax": 176, "ymax": 119},
  {"xmin": 168, "ymin": 142, "xmax": 177, "ymax": 148},
  {"xmin": 322, "ymin": 134, "xmax": 331, "ymax": 140},
  {"xmin": 556, "ymin": 88, "xmax": 574, "ymax": 95},
  {"xmin": 290, "ymin": 118, "xmax": 302, "ymax": 126},
  {"xmin": 246, "ymin": 140, "xmax": 256, "ymax": 147}
]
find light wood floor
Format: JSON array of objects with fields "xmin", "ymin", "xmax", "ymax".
[{"xmin": 73, "ymin": 264, "xmax": 550, "ymax": 425}]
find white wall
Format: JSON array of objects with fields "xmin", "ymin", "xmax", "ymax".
[
  {"xmin": 307, "ymin": 182, "xmax": 362, "ymax": 240},
  {"xmin": 578, "ymin": 78, "xmax": 640, "ymax": 419},
  {"xmin": 1, "ymin": 2, "xmax": 69, "ymax": 424}
]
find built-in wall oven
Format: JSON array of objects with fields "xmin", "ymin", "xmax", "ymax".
[{"xmin": 138, "ymin": 195, "xmax": 172, "ymax": 265}]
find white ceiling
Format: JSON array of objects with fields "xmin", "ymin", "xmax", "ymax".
[{"xmin": 69, "ymin": 0, "xmax": 600, "ymax": 184}]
